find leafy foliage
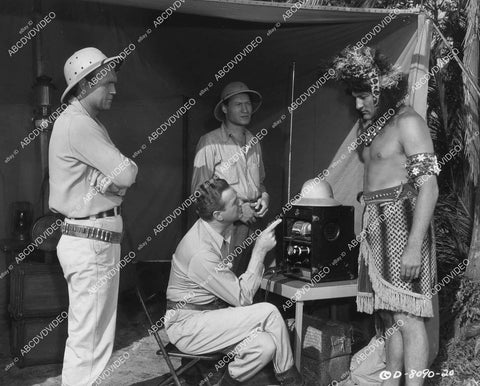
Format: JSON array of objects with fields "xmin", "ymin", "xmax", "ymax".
[
  {"xmin": 273, "ymin": 0, "xmax": 479, "ymax": 378},
  {"xmin": 268, "ymin": 0, "xmax": 479, "ymax": 379},
  {"xmin": 434, "ymin": 192, "xmax": 472, "ymax": 325},
  {"xmin": 453, "ymin": 278, "xmax": 480, "ymax": 327},
  {"xmin": 437, "ymin": 335, "xmax": 480, "ymax": 385}
]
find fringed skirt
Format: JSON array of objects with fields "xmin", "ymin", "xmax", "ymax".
[{"xmin": 357, "ymin": 184, "xmax": 436, "ymax": 317}]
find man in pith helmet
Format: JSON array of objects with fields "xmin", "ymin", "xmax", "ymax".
[
  {"xmin": 192, "ymin": 81, "xmax": 270, "ymax": 276},
  {"xmin": 49, "ymin": 47, "xmax": 138, "ymax": 385}
]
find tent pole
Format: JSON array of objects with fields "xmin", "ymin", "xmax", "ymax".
[
  {"xmin": 33, "ymin": 0, "xmax": 54, "ymax": 215},
  {"xmin": 287, "ymin": 62, "xmax": 295, "ymax": 202},
  {"xmin": 182, "ymin": 95, "xmax": 189, "ymax": 236}
]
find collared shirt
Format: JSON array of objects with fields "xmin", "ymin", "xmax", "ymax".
[
  {"xmin": 49, "ymin": 98, "xmax": 138, "ymax": 218},
  {"xmin": 166, "ymin": 219, "xmax": 263, "ymax": 306},
  {"xmin": 191, "ymin": 123, "xmax": 266, "ymax": 201}
]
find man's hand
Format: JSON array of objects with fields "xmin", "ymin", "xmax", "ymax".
[
  {"xmin": 400, "ymin": 246, "xmax": 422, "ymax": 282},
  {"xmin": 89, "ymin": 169, "xmax": 125, "ymax": 195},
  {"xmin": 240, "ymin": 202, "xmax": 257, "ymax": 225},
  {"xmin": 254, "ymin": 194, "xmax": 269, "ymax": 218},
  {"xmin": 253, "ymin": 219, "xmax": 282, "ymax": 254},
  {"xmin": 90, "ymin": 169, "xmax": 112, "ymax": 194}
]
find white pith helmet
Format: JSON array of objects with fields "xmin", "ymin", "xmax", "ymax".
[{"xmin": 61, "ymin": 47, "xmax": 123, "ymax": 103}]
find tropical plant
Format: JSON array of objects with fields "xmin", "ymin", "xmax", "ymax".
[{"xmin": 269, "ymin": 0, "xmax": 480, "ymax": 383}]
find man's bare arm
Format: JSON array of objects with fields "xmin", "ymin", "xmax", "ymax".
[{"xmin": 398, "ymin": 111, "xmax": 439, "ymax": 281}]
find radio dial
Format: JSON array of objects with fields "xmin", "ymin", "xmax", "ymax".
[{"xmin": 291, "ymin": 221, "xmax": 311, "ymax": 236}]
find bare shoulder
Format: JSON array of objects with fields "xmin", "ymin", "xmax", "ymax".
[
  {"xmin": 394, "ymin": 106, "xmax": 433, "ymax": 153},
  {"xmin": 395, "ymin": 106, "xmax": 429, "ymax": 136}
]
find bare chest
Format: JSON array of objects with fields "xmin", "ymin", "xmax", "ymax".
[{"xmin": 362, "ymin": 124, "xmax": 404, "ymax": 165}]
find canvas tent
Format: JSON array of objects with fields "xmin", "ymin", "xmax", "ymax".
[
  {"xmin": 0, "ymin": 0, "xmax": 437, "ymax": 360},
  {"xmin": 0, "ymin": 0, "xmax": 431, "ymax": 260}
]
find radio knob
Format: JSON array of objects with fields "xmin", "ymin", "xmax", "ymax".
[{"xmin": 287, "ymin": 245, "xmax": 310, "ymax": 256}]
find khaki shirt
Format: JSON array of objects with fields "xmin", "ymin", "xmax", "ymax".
[
  {"xmin": 49, "ymin": 98, "xmax": 138, "ymax": 217},
  {"xmin": 166, "ymin": 219, "xmax": 263, "ymax": 306},
  {"xmin": 191, "ymin": 124, "xmax": 266, "ymax": 201}
]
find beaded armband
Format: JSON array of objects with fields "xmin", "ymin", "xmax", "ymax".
[{"xmin": 405, "ymin": 153, "xmax": 441, "ymax": 180}]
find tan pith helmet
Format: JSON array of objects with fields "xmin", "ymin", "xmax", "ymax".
[{"xmin": 214, "ymin": 81, "xmax": 262, "ymax": 121}]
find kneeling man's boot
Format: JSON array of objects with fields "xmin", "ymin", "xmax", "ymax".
[{"xmin": 275, "ymin": 366, "xmax": 304, "ymax": 386}]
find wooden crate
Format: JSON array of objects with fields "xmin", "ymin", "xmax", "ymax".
[
  {"xmin": 10, "ymin": 316, "xmax": 68, "ymax": 367},
  {"xmin": 301, "ymin": 314, "xmax": 352, "ymax": 386},
  {"xmin": 9, "ymin": 263, "xmax": 68, "ymax": 319}
]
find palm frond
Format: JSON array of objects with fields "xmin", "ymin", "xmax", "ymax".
[
  {"xmin": 462, "ymin": 0, "xmax": 480, "ymax": 185},
  {"xmin": 435, "ymin": 191, "xmax": 472, "ymax": 276}
]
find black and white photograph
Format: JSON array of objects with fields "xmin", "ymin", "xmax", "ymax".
[{"xmin": 0, "ymin": 0, "xmax": 478, "ymax": 385}]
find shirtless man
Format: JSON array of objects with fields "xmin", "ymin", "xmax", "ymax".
[{"xmin": 333, "ymin": 46, "xmax": 439, "ymax": 386}]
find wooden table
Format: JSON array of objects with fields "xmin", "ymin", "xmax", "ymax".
[{"xmin": 261, "ymin": 275, "xmax": 357, "ymax": 370}]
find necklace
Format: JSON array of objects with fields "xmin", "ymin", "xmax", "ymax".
[
  {"xmin": 362, "ymin": 123, "xmax": 384, "ymax": 147},
  {"xmin": 362, "ymin": 110, "xmax": 395, "ymax": 147}
]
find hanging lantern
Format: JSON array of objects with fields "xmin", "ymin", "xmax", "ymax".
[{"xmin": 33, "ymin": 74, "xmax": 55, "ymax": 131}]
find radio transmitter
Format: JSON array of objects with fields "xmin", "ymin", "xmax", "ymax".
[{"xmin": 279, "ymin": 205, "xmax": 358, "ymax": 282}]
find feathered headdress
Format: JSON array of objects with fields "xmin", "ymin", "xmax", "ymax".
[{"xmin": 332, "ymin": 46, "xmax": 403, "ymax": 105}]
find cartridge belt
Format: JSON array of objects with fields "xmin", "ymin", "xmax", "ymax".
[{"xmin": 61, "ymin": 222, "xmax": 123, "ymax": 244}]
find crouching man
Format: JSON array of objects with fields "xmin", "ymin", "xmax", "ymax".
[{"xmin": 164, "ymin": 178, "xmax": 303, "ymax": 386}]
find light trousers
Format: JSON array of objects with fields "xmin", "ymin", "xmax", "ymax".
[
  {"xmin": 165, "ymin": 302, "xmax": 294, "ymax": 382},
  {"xmin": 57, "ymin": 216, "xmax": 122, "ymax": 386}
]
